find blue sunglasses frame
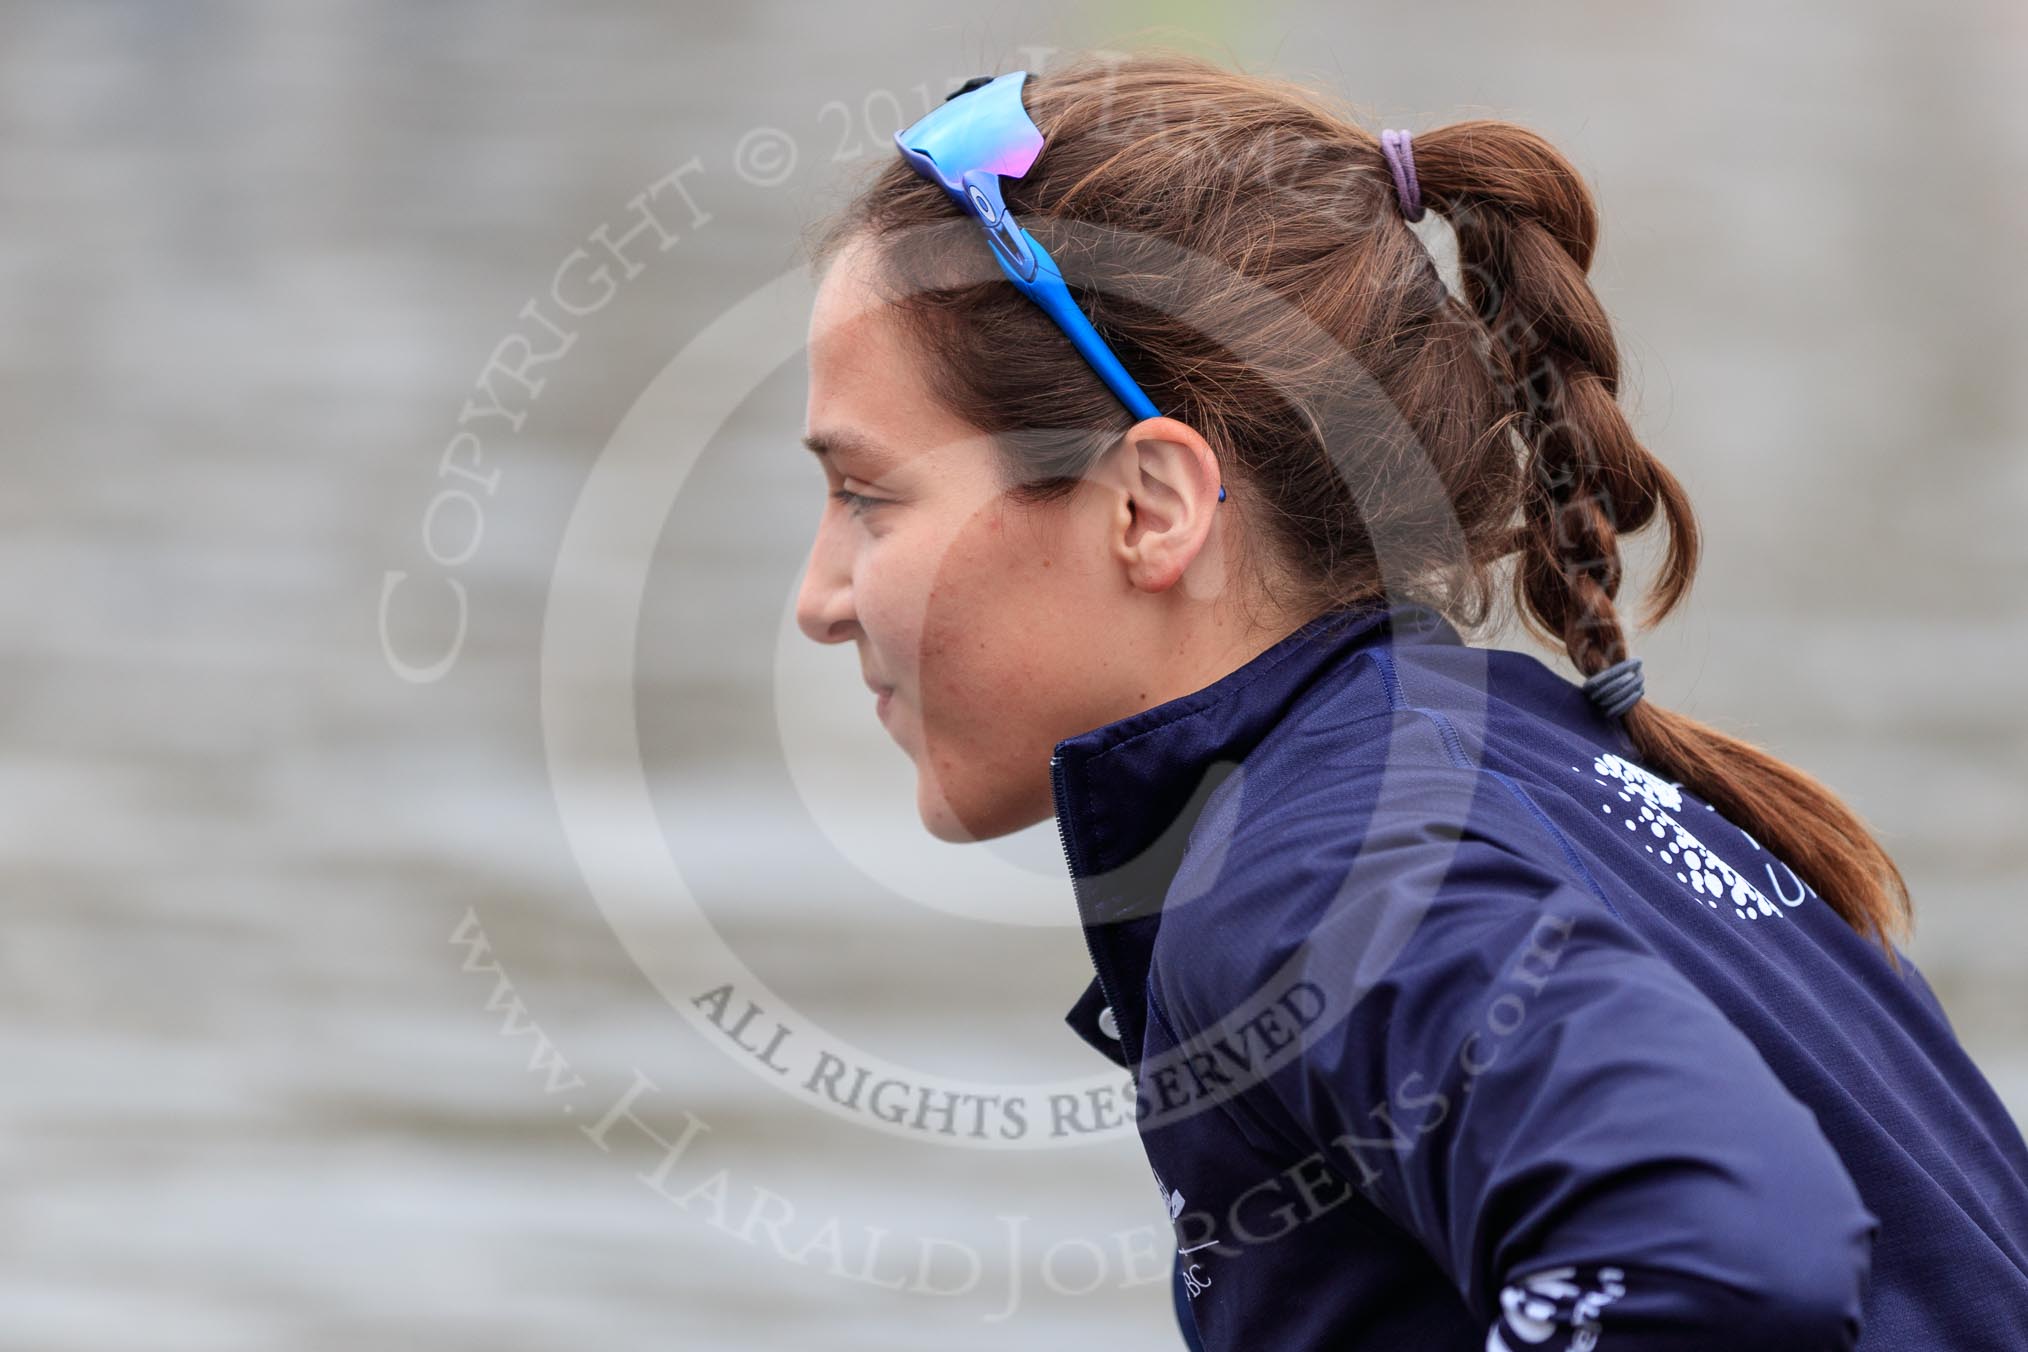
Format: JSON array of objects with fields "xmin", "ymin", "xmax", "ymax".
[
  {"xmin": 892, "ymin": 71, "xmax": 1224, "ymax": 503},
  {"xmin": 892, "ymin": 71, "xmax": 1161, "ymax": 423}
]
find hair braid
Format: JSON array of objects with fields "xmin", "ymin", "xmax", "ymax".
[{"xmin": 1413, "ymin": 119, "xmax": 1911, "ymax": 955}]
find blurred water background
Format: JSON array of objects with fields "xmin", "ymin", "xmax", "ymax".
[{"xmin": 2, "ymin": 2, "xmax": 2023, "ymax": 1348}]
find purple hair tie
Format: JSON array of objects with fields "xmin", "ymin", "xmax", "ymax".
[{"xmin": 1381, "ymin": 128, "xmax": 1425, "ymax": 222}]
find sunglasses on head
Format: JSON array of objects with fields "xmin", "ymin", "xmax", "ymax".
[
  {"xmin": 892, "ymin": 70, "xmax": 1159, "ymax": 424},
  {"xmin": 893, "ymin": 71, "xmax": 1224, "ymax": 502}
]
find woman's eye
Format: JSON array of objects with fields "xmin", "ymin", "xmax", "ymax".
[{"xmin": 831, "ymin": 487, "xmax": 884, "ymax": 516}]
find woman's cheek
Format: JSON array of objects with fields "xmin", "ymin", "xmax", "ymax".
[{"xmin": 856, "ymin": 544, "xmax": 929, "ymax": 674}]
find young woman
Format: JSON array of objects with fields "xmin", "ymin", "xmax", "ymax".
[{"xmin": 794, "ymin": 52, "xmax": 2028, "ymax": 1350}]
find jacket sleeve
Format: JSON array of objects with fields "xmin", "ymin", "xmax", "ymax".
[{"xmin": 1165, "ymin": 766, "xmax": 1879, "ymax": 1351}]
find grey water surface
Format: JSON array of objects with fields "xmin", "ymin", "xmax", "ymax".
[{"xmin": 2, "ymin": 2, "xmax": 2022, "ymax": 1348}]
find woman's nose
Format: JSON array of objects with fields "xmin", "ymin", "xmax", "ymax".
[{"xmin": 795, "ymin": 536, "xmax": 857, "ymax": 645}]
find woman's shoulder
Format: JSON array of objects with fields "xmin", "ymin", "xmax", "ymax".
[{"xmin": 1151, "ymin": 700, "xmax": 1605, "ymax": 1028}]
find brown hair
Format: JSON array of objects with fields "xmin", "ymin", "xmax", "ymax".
[{"xmin": 806, "ymin": 49, "xmax": 1912, "ymax": 957}]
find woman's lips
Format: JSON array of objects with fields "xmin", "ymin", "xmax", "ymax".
[{"xmin": 862, "ymin": 671, "xmax": 896, "ymax": 723}]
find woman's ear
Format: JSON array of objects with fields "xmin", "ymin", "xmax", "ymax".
[{"xmin": 1102, "ymin": 417, "xmax": 1226, "ymax": 596}]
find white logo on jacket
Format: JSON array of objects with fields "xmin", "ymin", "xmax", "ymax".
[
  {"xmin": 1487, "ymin": 1264, "xmax": 1626, "ymax": 1351},
  {"xmin": 1152, "ymin": 1166, "xmax": 1216, "ymax": 1298},
  {"xmin": 1583, "ymin": 754, "xmax": 1816, "ymax": 922}
]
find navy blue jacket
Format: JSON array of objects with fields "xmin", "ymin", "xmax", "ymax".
[{"xmin": 1052, "ymin": 600, "xmax": 2028, "ymax": 1350}]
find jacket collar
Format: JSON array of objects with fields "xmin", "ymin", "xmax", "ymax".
[{"xmin": 1051, "ymin": 599, "xmax": 1458, "ymax": 1066}]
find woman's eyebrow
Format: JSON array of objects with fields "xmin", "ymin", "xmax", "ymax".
[{"xmin": 800, "ymin": 427, "xmax": 893, "ymax": 470}]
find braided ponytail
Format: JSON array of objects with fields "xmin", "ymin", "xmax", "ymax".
[{"xmin": 1413, "ymin": 121, "xmax": 1914, "ymax": 958}]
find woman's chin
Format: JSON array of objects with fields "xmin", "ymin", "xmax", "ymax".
[
  {"xmin": 914, "ymin": 770, "xmax": 1048, "ymax": 845},
  {"xmin": 914, "ymin": 776, "xmax": 978, "ymax": 843},
  {"xmin": 920, "ymin": 806, "xmax": 975, "ymax": 844}
]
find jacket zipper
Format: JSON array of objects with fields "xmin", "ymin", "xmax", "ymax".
[{"xmin": 1050, "ymin": 751, "xmax": 1122, "ymax": 1040}]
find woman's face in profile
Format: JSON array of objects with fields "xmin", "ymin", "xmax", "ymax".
[{"xmin": 796, "ymin": 235, "xmax": 1138, "ymax": 845}]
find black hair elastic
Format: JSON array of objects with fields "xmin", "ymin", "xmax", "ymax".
[{"xmin": 1583, "ymin": 656, "xmax": 1646, "ymax": 719}]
